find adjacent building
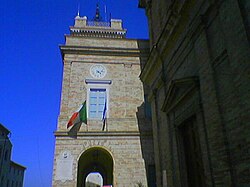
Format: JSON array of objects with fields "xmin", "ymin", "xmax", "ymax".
[
  {"xmin": 0, "ymin": 124, "xmax": 26, "ymax": 187},
  {"xmin": 139, "ymin": 0, "xmax": 250, "ymax": 187},
  {"xmin": 52, "ymin": 6, "xmax": 154, "ymax": 187}
]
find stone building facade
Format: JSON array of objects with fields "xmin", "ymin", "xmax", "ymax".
[
  {"xmin": 52, "ymin": 12, "xmax": 154, "ymax": 187},
  {"xmin": 139, "ymin": 0, "xmax": 250, "ymax": 187},
  {"xmin": 0, "ymin": 124, "xmax": 26, "ymax": 187}
]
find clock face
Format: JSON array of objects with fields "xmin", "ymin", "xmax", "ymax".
[{"xmin": 90, "ymin": 64, "xmax": 107, "ymax": 79}]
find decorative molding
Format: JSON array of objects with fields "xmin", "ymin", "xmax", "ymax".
[
  {"xmin": 60, "ymin": 45, "xmax": 149, "ymax": 58},
  {"xmin": 161, "ymin": 76, "xmax": 199, "ymax": 113},
  {"xmin": 70, "ymin": 28, "xmax": 126, "ymax": 39},
  {"xmin": 85, "ymin": 79, "xmax": 112, "ymax": 85},
  {"xmin": 140, "ymin": 48, "xmax": 161, "ymax": 85},
  {"xmin": 71, "ymin": 16, "xmax": 127, "ymax": 38},
  {"xmin": 54, "ymin": 131, "xmax": 152, "ymax": 137}
]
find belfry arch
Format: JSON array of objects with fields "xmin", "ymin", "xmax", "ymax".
[{"xmin": 77, "ymin": 147, "xmax": 114, "ymax": 187}]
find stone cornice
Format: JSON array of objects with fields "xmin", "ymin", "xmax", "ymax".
[
  {"xmin": 138, "ymin": 0, "xmax": 151, "ymax": 9},
  {"xmin": 140, "ymin": 0, "xmax": 208, "ymax": 88},
  {"xmin": 54, "ymin": 131, "xmax": 152, "ymax": 137},
  {"xmin": 70, "ymin": 26, "xmax": 127, "ymax": 39},
  {"xmin": 139, "ymin": 3, "xmax": 182, "ymax": 86},
  {"xmin": 140, "ymin": 48, "xmax": 162, "ymax": 86},
  {"xmin": 60, "ymin": 45, "xmax": 149, "ymax": 58},
  {"xmin": 10, "ymin": 161, "xmax": 26, "ymax": 170}
]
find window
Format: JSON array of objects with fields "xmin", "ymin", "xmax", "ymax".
[
  {"xmin": 85, "ymin": 79, "xmax": 111, "ymax": 120},
  {"xmin": 89, "ymin": 88, "xmax": 106, "ymax": 119}
]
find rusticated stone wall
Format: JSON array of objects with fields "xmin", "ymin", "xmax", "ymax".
[{"xmin": 140, "ymin": 0, "xmax": 250, "ymax": 186}]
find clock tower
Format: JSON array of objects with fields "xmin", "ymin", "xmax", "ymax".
[{"xmin": 52, "ymin": 6, "xmax": 154, "ymax": 187}]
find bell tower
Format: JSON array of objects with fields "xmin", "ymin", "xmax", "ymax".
[{"xmin": 52, "ymin": 5, "xmax": 154, "ymax": 187}]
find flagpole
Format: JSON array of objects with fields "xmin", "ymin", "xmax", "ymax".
[
  {"xmin": 102, "ymin": 96, "xmax": 107, "ymax": 131},
  {"xmin": 106, "ymin": 118, "xmax": 108, "ymax": 131},
  {"xmin": 102, "ymin": 119, "xmax": 105, "ymax": 131}
]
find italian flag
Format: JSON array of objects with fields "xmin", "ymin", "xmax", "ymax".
[{"xmin": 67, "ymin": 101, "xmax": 87, "ymax": 129}]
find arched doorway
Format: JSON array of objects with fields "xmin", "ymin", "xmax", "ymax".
[{"xmin": 77, "ymin": 147, "xmax": 113, "ymax": 187}]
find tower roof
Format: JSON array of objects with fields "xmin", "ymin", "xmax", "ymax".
[{"xmin": 70, "ymin": 4, "xmax": 127, "ymax": 39}]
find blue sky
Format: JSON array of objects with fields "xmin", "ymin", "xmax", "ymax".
[{"xmin": 0, "ymin": 0, "xmax": 148, "ymax": 186}]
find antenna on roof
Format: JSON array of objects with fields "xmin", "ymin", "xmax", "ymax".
[
  {"xmin": 103, "ymin": 0, "xmax": 111, "ymax": 22},
  {"xmin": 104, "ymin": 5, "xmax": 107, "ymax": 22},
  {"xmin": 77, "ymin": 1, "xmax": 80, "ymax": 17},
  {"xmin": 77, "ymin": 4, "xmax": 80, "ymax": 16}
]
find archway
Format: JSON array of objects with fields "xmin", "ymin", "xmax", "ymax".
[{"xmin": 77, "ymin": 147, "xmax": 113, "ymax": 187}]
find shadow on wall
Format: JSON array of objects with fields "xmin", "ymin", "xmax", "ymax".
[
  {"xmin": 136, "ymin": 39, "xmax": 157, "ymax": 187},
  {"xmin": 136, "ymin": 39, "xmax": 150, "ymax": 71},
  {"xmin": 136, "ymin": 101, "xmax": 156, "ymax": 187}
]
